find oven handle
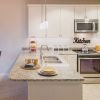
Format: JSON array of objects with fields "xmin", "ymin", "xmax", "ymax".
[{"xmin": 78, "ymin": 58, "xmax": 100, "ymax": 59}]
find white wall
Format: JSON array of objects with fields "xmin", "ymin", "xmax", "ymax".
[{"xmin": 0, "ymin": 0, "xmax": 27, "ymax": 77}]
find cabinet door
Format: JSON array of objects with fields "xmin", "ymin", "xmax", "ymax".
[
  {"xmin": 60, "ymin": 55, "xmax": 68, "ymax": 62},
  {"xmin": 75, "ymin": 6, "xmax": 98, "ymax": 19},
  {"xmin": 97, "ymin": 7, "xmax": 100, "ymax": 35},
  {"xmin": 67, "ymin": 55, "xmax": 77, "ymax": 72},
  {"xmin": 47, "ymin": 5, "xmax": 60, "ymax": 38},
  {"xmin": 74, "ymin": 6, "xmax": 85, "ymax": 19},
  {"xmin": 61, "ymin": 6, "xmax": 74, "ymax": 38},
  {"xmin": 60, "ymin": 54, "xmax": 77, "ymax": 72},
  {"xmin": 28, "ymin": 5, "xmax": 46, "ymax": 38},
  {"xmin": 86, "ymin": 6, "xmax": 98, "ymax": 19}
]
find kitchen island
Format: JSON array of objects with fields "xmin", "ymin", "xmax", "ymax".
[{"xmin": 9, "ymin": 50, "xmax": 84, "ymax": 100}]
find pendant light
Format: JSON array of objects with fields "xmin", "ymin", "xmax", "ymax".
[
  {"xmin": 84, "ymin": 7, "xmax": 89, "ymax": 23},
  {"xmin": 40, "ymin": 0, "xmax": 48, "ymax": 30}
]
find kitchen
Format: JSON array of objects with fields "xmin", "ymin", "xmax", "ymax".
[{"xmin": 0, "ymin": 0, "xmax": 100, "ymax": 100}]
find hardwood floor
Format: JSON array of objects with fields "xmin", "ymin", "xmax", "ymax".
[{"xmin": 0, "ymin": 79, "xmax": 28, "ymax": 100}]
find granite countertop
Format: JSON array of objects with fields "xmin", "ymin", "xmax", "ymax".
[
  {"xmin": 58, "ymin": 50, "xmax": 77, "ymax": 55},
  {"xmin": 9, "ymin": 50, "xmax": 84, "ymax": 81},
  {"xmin": 77, "ymin": 52, "xmax": 100, "ymax": 56},
  {"xmin": 70, "ymin": 47, "xmax": 100, "ymax": 56}
]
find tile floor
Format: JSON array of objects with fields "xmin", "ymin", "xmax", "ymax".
[
  {"xmin": 0, "ymin": 79, "xmax": 100, "ymax": 100},
  {"xmin": 0, "ymin": 79, "xmax": 28, "ymax": 100},
  {"xmin": 83, "ymin": 84, "xmax": 100, "ymax": 100}
]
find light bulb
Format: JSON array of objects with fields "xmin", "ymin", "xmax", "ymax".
[{"xmin": 40, "ymin": 21, "xmax": 48, "ymax": 30}]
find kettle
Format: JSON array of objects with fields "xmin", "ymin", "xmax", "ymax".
[{"xmin": 82, "ymin": 44, "xmax": 88, "ymax": 53}]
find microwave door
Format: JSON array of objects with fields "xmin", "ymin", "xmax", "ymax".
[
  {"xmin": 75, "ymin": 22, "xmax": 94, "ymax": 33},
  {"xmin": 93, "ymin": 22, "xmax": 97, "ymax": 32},
  {"xmin": 93, "ymin": 22, "xmax": 95, "ymax": 32},
  {"xmin": 74, "ymin": 19, "xmax": 98, "ymax": 33},
  {"xmin": 83, "ymin": 23, "xmax": 93, "ymax": 32}
]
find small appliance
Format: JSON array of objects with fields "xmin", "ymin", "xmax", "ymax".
[{"xmin": 74, "ymin": 19, "xmax": 98, "ymax": 33}]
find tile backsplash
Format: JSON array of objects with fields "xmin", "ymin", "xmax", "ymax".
[
  {"xmin": 25, "ymin": 37, "xmax": 73, "ymax": 48},
  {"xmin": 25, "ymin": 36, "xmax": 100, "ymax": 49}
]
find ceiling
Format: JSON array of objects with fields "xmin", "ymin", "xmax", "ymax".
[{"xmin": 27, "ymin": 0, "xmax": 100, "ymax": 4}]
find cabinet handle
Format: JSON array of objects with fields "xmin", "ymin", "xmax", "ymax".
[{"xmin": 0, "ymin": 51, "xmax": 1, "ymax": 56}]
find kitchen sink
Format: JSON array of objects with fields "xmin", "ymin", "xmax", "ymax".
[{"xmin": 43, "ymin": 56, "xmax": 62, "ymax": 63}]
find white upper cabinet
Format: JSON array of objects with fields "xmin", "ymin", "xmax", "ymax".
[
  {"xmin": 74, "ymin": 6, "xmax": 85, "ymax": 19},
  {"xmin": 28, "ymin": 5, "xmax": 46, "ymax": 38},
  {"xmin": 75, "ymin": 6, "xmax": 98, "ymax": 19},
  {"xmin": 47, "ymin": 5, "xmax": 74, "ymax": 38},
  {"xmin": 28, "ymin": 5, "xmax": 99, "ymax": 38},
  {"xmin": 47, "ymin": 5, "xmax": 60, "ymax": 38},
  {"xmin": 98, "ymin": 7, "xmax": 100, "ymax": 19},
  {"xmin": 86, "ymin": 6, "xmax": 98, "ymax": 19},
  {"xmin": 61, "ymin": 6, "xmax": 74, "ymax": 37},
  {"xmin": 95, "ymin": 6, "xmax": 100, "ymax": 35}
]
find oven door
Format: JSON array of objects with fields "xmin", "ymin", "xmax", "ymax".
[{"xmin": 78, "ymin": 57, "xmax": 100, "ymax": 78}]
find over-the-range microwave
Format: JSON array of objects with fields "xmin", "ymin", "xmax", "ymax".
[{"xmin": 74, "ymin": 19, "xmax": 98, "ymax": 33}]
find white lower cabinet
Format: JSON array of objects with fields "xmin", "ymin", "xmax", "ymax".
[
  {"xmin": 28, "ymin": 81, "xmax": 82, "ymax": 100},
  {"xmin": 67, "ymin": 55, "xmax": 77, "ymax": 71},
  {"xmin": 60, "ymin": 54, "xmax": 77, "ymax": 72}
]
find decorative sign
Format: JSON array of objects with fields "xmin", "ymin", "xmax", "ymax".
[{"xmin": 73, "ymin": 37, "xmax": 91, "ymax": 43}]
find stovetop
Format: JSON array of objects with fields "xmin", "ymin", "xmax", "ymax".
[
  {"xmin": 73, "ymin": 50, "xmax": 97, "ymax": 54},
  {"xmin": 72, "ymin": 49, "xmax": 100, "ymax": 57}
]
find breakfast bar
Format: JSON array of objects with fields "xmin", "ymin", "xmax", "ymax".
[{"xmin": 9, "ymin": 51, "xmax": 84, "ymax": 100}]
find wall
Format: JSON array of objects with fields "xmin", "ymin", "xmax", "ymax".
[{"xmin": 0, "ymin": 0, "xmax": 27, "ymax": 78}]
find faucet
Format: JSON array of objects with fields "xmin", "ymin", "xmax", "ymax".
[{"xmin": 40, "ymin": 45, "xmax": 49, "ymax": 65}]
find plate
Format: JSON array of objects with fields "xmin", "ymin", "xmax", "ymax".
[
  {"xmin": 21, "ymin": 64, "xmax": 40, "ymax": 70},
  {"xmin": 38, "ymin": 71, "xmax": 58, "ymax": 77}
]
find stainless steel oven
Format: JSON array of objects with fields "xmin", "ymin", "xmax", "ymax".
[
  {"xmin": 78, "ymin": 55, "xmax": 100, "ymax": 78},
  {"xmin": 74, "ymin": 19, "xmax": 98, "ymax": 33}
]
